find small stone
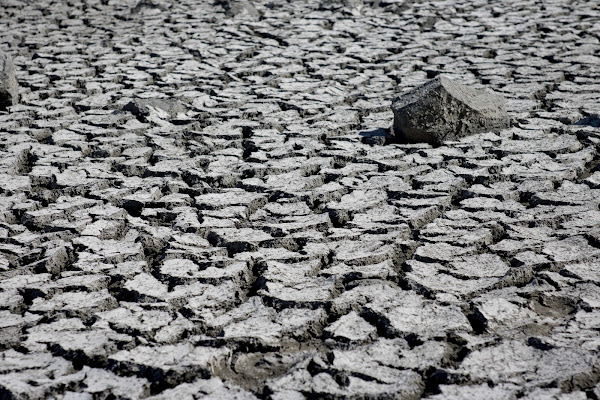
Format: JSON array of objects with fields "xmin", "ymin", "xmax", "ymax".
[
  {"xmin": 132, "ymin": 0, "xmax": 170, "ymax": 14},
  {"xmin": 122, "ymin": 98, "xmax": 186, "ymax": 122},
  {"xmin": 0, "ymin": 50, "xmax": 18, "ymax": 110},
  {"xmin": 392, "ymin": 76, "xmax": 510, "ymax": 145},
  {"xmin": 222, "ymin": 0, "xmax": 260, "ymax": 18}
]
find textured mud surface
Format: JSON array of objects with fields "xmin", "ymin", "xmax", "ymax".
[{"xmin": 0, "ymin": 0, "xmax": 599, "ymax": 399}]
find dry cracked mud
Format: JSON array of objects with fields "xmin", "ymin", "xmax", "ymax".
[{"xmin": 0, "ymin": 0, "xmax": 599, "ymax": 399}]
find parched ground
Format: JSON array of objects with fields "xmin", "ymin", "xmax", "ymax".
[{"xmin": 0, "ymin": 0, "xmax": 599, "ymax": 398}]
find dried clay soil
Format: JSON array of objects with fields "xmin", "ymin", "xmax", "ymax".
[{"xmin": 0, "ymin": 0, "xmax": 600, "ymax": 399}]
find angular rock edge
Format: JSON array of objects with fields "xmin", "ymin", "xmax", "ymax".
[{"xmin": 391, "ymin": 75, "xmax": 510, "ymax": 145}]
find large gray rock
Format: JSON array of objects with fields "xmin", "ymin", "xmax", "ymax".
[
  {"xmin": 392, "ymin": 75, "xmax": 510, "ymax": 145},
  {"xmin": 0, "ymin": 50, "xmax": 18, "ymax": 110}
]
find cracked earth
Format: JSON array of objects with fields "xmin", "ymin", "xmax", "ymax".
[{"xmin": 1, "ymin": 0, "xmax": 600, "ymax": 399}]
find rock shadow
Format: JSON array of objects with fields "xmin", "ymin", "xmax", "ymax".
[
  {"xmin": 574, "ymin": 115, "xmax": 600, "ymax": 128},
  {"xmin": 359, "ymin": 128, "xmax": 396, "ymax": 145}
]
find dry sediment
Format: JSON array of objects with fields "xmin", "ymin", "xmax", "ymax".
[{"xmin": 0, "ymin": 0, "xmax": 599, "ymax": 399}]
